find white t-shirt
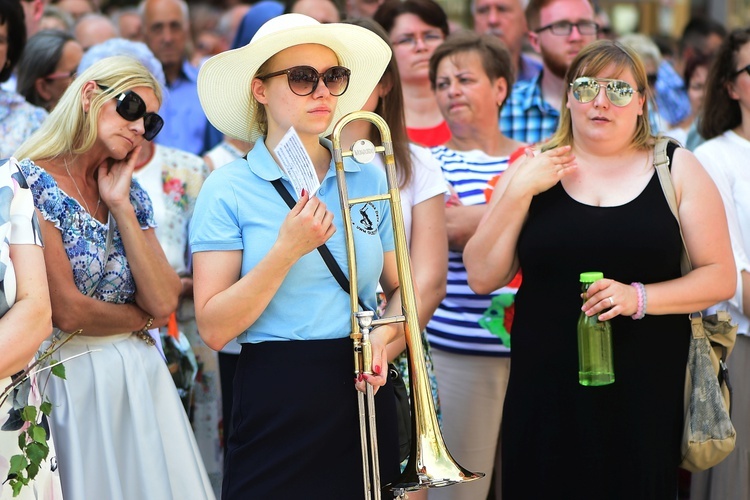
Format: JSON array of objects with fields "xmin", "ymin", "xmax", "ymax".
[
  {"xmin": 370, "ymin": 143, "xmax": 448, "ymax": 247},
  {"xmin": 694, "ymin": 130, "xmax": 750, "ymax": 335}
]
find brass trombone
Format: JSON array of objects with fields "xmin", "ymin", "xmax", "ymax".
[{"xmin": 331, "ymin": 111, "xmax": 485, "ymax": 499}]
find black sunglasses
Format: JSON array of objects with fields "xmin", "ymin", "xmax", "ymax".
[
  {"xmin": 257, "ymin": 65, "xmax": 351, "ymax": 97},
  {"xmin": 98, "ymin": 84, "xmax": 164, "ymax": 141}
]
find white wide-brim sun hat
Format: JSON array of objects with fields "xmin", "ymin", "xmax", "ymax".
[{"xmin": 198, "ymin": 13, "xmax": 392, "ymax": 143}]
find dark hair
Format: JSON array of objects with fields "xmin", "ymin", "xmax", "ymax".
[
  {"xmin": 699, "ymin": 28, "xmax": 750, "ymax": 140},
  {"xmin": 345, "ymin": 17, "xmax": 414, "ymax": 189},
  {"xmin": 428, "ymin": 30, "xmax": 515, "ymax": 113},
  {"xmin": 0, "ymin": 0, "xmax": 27, "ymax": 82},
  {"xmin": 683, "ymin": 51, "xmax": 713, "ymax": 88},
  {"xmin": 17, "ymin": 30, "xmax": 77, "ymax": 108},
  {"xmin": 651, "ymin": 34, "xmax": 676, "ymax": 59},
  {"xmin": 679, "ymin": 17, "xmax": 727, "ymax": 57},
  {"xmin": 373, "ymin": 0, "xmax": 449, "ymax": 38}
]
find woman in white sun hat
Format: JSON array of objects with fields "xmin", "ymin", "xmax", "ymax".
[{"xmin": 190, "ymin": 13, "xmax": 401, "ymax": 498}]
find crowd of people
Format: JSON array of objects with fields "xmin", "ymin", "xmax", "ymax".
[{"xmin": 0, "ymin": 0, "xmax": 748, "ymax": 499}]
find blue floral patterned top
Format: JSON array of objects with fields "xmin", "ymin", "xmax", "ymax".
[
  {"xmin": 0, "ymin": 90, "xmax": 47, "ymax": 159},
  {"xmin": 19, "ymin": 159, "xmax": 156, "ymax": 302}
]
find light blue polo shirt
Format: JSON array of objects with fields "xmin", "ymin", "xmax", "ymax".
[{"xmin": 190, "ymin": 137, "xmax": 394, "ymax": 343}]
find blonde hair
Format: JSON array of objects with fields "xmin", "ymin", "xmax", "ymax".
[
  {"xmin": 543, "ymin": 40, "xmax": 654, "ymax": 152},
  {"xmin": 15, "ymin": 56, "xmax": 163, "ymax": 161}
]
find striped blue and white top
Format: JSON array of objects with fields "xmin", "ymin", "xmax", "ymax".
[{"xmin": 427, "ymin": 146, "xmax": 518, "ymax": 357}]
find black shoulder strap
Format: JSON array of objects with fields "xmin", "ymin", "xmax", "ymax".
[
  {"xmin": 666, "ymin": 140, "xmax": 678, "ymax": 167},
  {"xmin": 271, "ymin": 179, "xmax": 368, "ymax": 311}
]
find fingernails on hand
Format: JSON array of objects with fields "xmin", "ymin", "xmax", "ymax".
[
  {"xmin": 374, "ymin": 365, "xmax": 381, "ymax": 375},
  {"xmin": 301, "ymin": 188, "xmax": 307, "ymax": 197}
]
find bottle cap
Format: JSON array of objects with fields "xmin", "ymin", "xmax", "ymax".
[{"xmin": 580, "ymin": 271, "xmax": 604, "ymax": 283}]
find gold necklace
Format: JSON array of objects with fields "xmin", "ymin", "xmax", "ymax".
[{"xmin": 64, "ymin": 158, "xmax": 101, "ymax": 219}]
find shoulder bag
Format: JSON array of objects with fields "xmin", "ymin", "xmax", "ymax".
[{"xmin": 653, "ymin": 137, "xmax": 737, "ymax": 472}]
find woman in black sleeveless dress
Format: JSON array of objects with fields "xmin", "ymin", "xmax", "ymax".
[{"xmin": 464, "ymin": 40, "xmax": 736, "ymax": 499}]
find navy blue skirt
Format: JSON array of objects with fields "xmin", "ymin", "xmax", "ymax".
[{"xmin": 222, "ymin": 337, "xmax": 400, "ymax": 499}]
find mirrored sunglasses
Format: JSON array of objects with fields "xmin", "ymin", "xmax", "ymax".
[
  {"xmin": 98, "ymin": 84, "xmax": 164, "ymax": 141},
  {"xmin": 570, "ymin": 77, "xmax": 639, "ymax": 107},
  {"xmin": 257, "ymin": 65, "xmax": 351, "ymax": 97}
]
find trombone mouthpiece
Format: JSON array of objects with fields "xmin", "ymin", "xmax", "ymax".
[{"xmin": 355, "ymin": 310, "xmax": 375, "ymax": 330}]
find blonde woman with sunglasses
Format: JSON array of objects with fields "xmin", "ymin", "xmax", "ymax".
[
  {"xmin": 464, "ymin": 40, "xmax": 735, "ymax": 498},
  {"xmin": 191, "ymin": 14, "xmax": 403, "ymax": 499},
  {"xmin": 14, "ymin": 56, "xmax": 214, "ymax": 499}
]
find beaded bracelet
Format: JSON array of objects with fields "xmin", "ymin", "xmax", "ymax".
[
  {"xmin": 630, "ymin": 282, "xmax": 647, "ymax": 320},
  {"xmin": 133, "ymin": 317, "xmax": 156, "ymax": 346}
]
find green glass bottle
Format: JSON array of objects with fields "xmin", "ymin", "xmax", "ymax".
[{"xmin": 577, "ymin": 272, "xmax": 615, "ymax": 386}]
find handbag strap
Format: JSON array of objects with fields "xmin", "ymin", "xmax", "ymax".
[
  {"xmin": 54, "ymin": 213, "xmax": 115, "ymax": 339},
  {"xmin": 84, "ymin": 213, "xmax": 115, "ymax": 297},
  {"xmin": 270, "ymin": 179, "xmax": 369, "ymax": 311},
  {"xmin": 653, "ymin": 136, "xmax": 692, "ymax": 276}
]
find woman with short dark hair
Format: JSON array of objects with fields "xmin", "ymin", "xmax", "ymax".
[
  {"xmin": 374, "ymin": 0, "xmax": 451, "ymax": 147},
  {"xmin": 16, "ymin": 29, "xmax": 83, "ymax": 111},
  {"xmin": 426, "ymin": 30, "xmax": 524, "ymax": 500}
]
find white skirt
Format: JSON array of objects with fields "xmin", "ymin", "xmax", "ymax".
[{"xmin": 47, "ymin": 333, "xmax": 215, "ymax": 500}]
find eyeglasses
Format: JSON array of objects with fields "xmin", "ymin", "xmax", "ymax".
[
  {"xmin": 392, "ymin": 32, "xmax": 444, "ymax": 49},
  {"xmin": 570, "ymin": 77, "xmax": 639, "ymax": 107},
  {"xmin": 535, "ymin": 20, "xmax": 599, "ymax": 36},
  {"xmin": 98, "ymin": 84, "xmax": 164, "ymax": 141},
  {"xmin": 734, "ymin": 65, "xmax": 750, "ymax": 77},
  {"xmin": 257, "ymin": 65, "xmax": 351, "ymax": 97},
  {"xmin": 45, "ymin": 69, "xmax": 77, "ymax": 81}
]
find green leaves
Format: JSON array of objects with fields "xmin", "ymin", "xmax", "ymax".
[
  {"xmin": 50, "ymin": 360, "xmax": 66, "ymax": 380},
  {"xmin": 20, "ymin": 406, "xmax": 36, "ymax": 422},
  {"xmin": 8, "ymin": 454, "xmax": 27, "ymax": 475},
  {"xmin": 7, "ymin": 405, "xmax": 52, "ymax": 496},
  {"xmin": 40, "ymin": 401, "xmax": 52, "ymax": 416},
  {"xmin": 26, "ymin": 441, "xmax": 49, "ymax": 465},
  {"xmin": 1, "ymin": 330, "xmax": 83, "ymax": 497},
  {"xmin": 30, "ymin": 425, "xmax": 47, "ymax": 444}
]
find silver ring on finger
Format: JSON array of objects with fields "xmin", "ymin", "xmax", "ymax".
[{"xmin": 608, "ymin": 296, "xmax": 614, "ymax": 307}]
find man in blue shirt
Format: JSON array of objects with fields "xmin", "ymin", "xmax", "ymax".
[
  {"xmin": 500, "ymin": 0, "xmax": 597, "ymax": 145},
  {"xmin": 141, "ymin": 0, "xmax": 208, "ymax": 155}
]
